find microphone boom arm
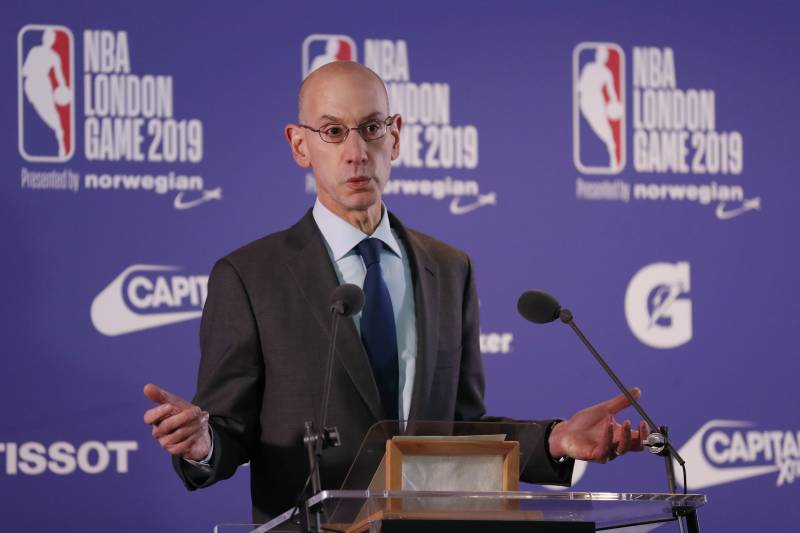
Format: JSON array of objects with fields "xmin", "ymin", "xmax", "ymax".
[{"xmin": 559, "ymin": 308, "xmax": 685, "ymax": 467}]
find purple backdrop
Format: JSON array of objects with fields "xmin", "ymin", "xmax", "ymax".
[{"xmin": 2, "ymin": 1, "xmax": 798, "ymax": 531}]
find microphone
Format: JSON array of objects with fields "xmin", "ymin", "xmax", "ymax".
[
  {"xmin": 516, "ymin": 290, "xmax": 685, "ymax": 467},
  {"xmin": 320, "ymin": 284, "xmax": 363, "ymax": 435},
  {"xmin": 517, "ymin": 290, "xmax": 561, "ymax": 324},
  {"xmin": 329, "ymin": 283, "xmax": 364, "ymax": 317},
  {"xmin": 302, "ymin": 284, "xmax": 364, "ymax": 531}
]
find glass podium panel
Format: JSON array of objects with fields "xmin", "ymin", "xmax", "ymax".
[
  {"xmin": 214, "ymin": 421, "xmax": 706, "ymax": 532},
  {"xmin": 215, "ymin": 491, "xmax": 706, "ymax": 532}
]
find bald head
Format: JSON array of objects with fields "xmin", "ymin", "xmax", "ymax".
[
  {"xmin": 285, "ymin": 61, "xmax": 402, "ymax": 232},
  {"xmin": 298, "ymin": 61, "xmax": 389, "ymax": 122}
]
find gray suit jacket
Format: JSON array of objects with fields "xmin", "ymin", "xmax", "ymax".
[{"xmin": 173, "ymin": 209, "xmax": 572, "ymax": 523}]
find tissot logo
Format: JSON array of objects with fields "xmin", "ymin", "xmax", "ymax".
[
  {"xmin": 91, "ymin": 264, "xmax": 208, "ymax": 336},
  {"xmin": 0, "ymin": 440, "xmax": 137, "ymax": 476},
  {"xmin": 677, "ymin": 420, "xmax": 800, "ymax": 489},
  {"xmin": 624, "ymin": 261, "xmax": 692, "ymax": 349}
]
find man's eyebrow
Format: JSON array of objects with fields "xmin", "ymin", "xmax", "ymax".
[
  {"xmin": 319, "ymin": 114, "xmax": 343, "ymax": 123},
  {"xmin": 317, "ymin": 112, "xmax": 386, "ymax": 124},
  {"xmin": 359, "ymin": 112, "xmax": 385, "ymax": 121}
]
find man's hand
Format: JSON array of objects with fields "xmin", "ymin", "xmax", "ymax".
[
  {"xmin": 548, "ymin": 387, "xmax": 648, "ymax": 463},
  {"xmin": 143, "ymin": 383, "xmax": 211, "ymax": 461}
]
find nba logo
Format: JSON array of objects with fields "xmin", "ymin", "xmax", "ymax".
[
  {"xmin": 573, "ymin": 42, "xmax": 625, "ymax": 174},
  {"xmin": 302, "ymin": 34, "xmax": 357, "ymax": 79},
  {"xmin": 18, "ymin": 24, "xmax": 75, "ymax": 162}
]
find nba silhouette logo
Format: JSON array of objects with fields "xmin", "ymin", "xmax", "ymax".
[
  {"xmin": 302, "ymin": 34, "xmax": 357, "ymax": 79},
  {"xmin": 573, "ymin": 42, "xmax": 625, "ymax": 174},
  {"xmin": 18, "ymin": 24, "xmax": 75, "ymax": 162}
]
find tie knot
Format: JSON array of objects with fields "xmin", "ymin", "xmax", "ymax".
[{"xmin": 356, "ymin": 238, "xmax": 383, "ymax": 267}]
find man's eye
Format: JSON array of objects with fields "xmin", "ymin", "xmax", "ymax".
[
  {"xmin": 324, "ymin": 125, "xmax": 344, "ymax": 136},
  {"xmin": 363, "ymin": 122, "xmax": 381, "ymax": 133}
]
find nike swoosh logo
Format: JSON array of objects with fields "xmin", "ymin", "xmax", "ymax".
[
  {"xmin": 449, "ymin": 192, "xmax": 497, "ymax": 215},
  {"xmin": 716, "ymin": 197, "xmax": 761, "ymax": 220},
  {"xmin": 174, "ymin": 188, "xmax": 223, "ymax": 210},
  {"xmin": 90, "ymin": 265, "xmax": 203, "ymax": 336}
]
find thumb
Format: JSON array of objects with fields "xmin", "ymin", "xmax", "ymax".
[{"xmin": 143, "ymin": 383, "xmax": 170, "ymax": 405}]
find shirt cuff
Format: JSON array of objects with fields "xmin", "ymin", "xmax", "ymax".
[
  {"xmin": 544, "ymin": 419, "xmax": 569, "ymax": 464},
  {"xmin": 183, "ymin": 427, "xmax": 214, "ymax": 467}
]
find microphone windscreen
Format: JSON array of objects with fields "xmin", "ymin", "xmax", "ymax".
[
  {"xmin": 517, "ymin": 290, "xmax": 561, "ymax": 324},
  {"xmin": 330, "ymin": 283, "xmax": 365, "ymax": 317}
]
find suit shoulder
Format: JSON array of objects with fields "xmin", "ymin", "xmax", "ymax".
[
  {"xmin": 404, "ymin": 226, "xmax": 472, "ymax": 267},
  {"xmin": 215, "ymin": 214, "xmax": 315, "ymax": 276},
  {"xmin": 217, "ymin": 230, "xmax": 283, "ymax": 269}
]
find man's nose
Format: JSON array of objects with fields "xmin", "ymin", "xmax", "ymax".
[{"xmin": 343, "ymin": 129, "xmax": 368, "ymax": 165}]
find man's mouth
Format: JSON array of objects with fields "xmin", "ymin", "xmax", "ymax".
[{"xmin": 346, "ymin": 176, "xmax": 372, "ymax": 188}]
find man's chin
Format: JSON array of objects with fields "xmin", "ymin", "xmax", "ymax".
[{"xmin": 344, "ymin": 190, "xmax": 381, "ymax": 210}]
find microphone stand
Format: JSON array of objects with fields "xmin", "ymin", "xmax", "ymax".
[
  {"xmin": 558, "ymin": 309, "xmax": 699, "ymax": 533},
  {"xmin": 301, "ymin": 306, "xmax": 343, "ymax": 533}
]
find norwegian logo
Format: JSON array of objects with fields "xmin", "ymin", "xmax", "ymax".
[
  {"xmin": 573, "ymin": 42, "xmax": 625, "ymax": 175},
  {"xmin": 91, "ymin": 264, "xmax": 208, "ymax": 336},
  {"xmin": 302, "ymin": 34, "xmax": 357, "ymax": 78},
  {"xmin": 676, "ymin": 420, "xmax": 800, "ymax": 490},
  {"xmin": 18, "ymin": 24, "xmax": 75, "ymax": 162},
  {"xmin": 625, "ymin": 261, "xmax": 692, "ymax": 349}
]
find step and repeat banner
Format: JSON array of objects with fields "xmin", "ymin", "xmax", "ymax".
[{"xmin": 2, "ymin": 1, "xmax": 798, "ymax": 531}]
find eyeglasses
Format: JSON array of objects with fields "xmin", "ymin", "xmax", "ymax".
[{"xmin": 299, "ymin": 115, "xmax": 397, "ymax": 144}]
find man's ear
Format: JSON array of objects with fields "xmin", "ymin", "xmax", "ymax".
[
  {"xmin": 390, "ymin": 114, "xmax": 403, "ymax": 161},
  {"xmin": 285, "ymin": 124, "xmax": 311, "ymax": 168}
]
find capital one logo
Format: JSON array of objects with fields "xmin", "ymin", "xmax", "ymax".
[
  {"xmin": 18, "ymin": 24, "xmax": 75, "ymax": 162},
  {"xmin": 302, "ymin": 34, "xmax": 357, "ymax": 78},
  {"xmin": 573, "ymin": 42, "xmax": 625, "ymax": 174},
  {"xmin": 91, "ymin": 264, "xmax": 208, "ymax": 336},
  {"xmin": 676, "ymin": 420, "xmax": 800, "ymax": 489},
  {"xmin": 624, "ymin": 261, "xmax": 692, "ymax": 349}
]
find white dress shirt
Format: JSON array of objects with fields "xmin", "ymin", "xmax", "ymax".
[{"xmin": 312, "ymin": 198, "xmax": 418, "ymax": 422}]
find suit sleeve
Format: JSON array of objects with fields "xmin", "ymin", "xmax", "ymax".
[
  {"xmin": 172, "ymin": 258, "xmax": 265, "ymax": 489},
  {"xmin": 458, "ymin": 256, "xmax": 574, "ymax": 486}
]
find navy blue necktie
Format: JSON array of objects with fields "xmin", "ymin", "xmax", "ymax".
[{"xmin": 356, "ymin": 238, "xmax": 399, "ymax": 421}]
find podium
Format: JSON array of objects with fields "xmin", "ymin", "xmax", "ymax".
[{"xmin": 215, "ymin": 421, "xmax": 706, "ymax": 532}]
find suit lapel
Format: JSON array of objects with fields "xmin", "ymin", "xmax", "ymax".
[
  {"xmin": 390, "ymin": 214, "xmax": 439, "ymax": 423},
  {"xmin": 283, "ymin": 210, "xmax": 384, "ymax": 422}
]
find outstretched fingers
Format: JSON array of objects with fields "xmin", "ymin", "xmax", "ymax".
[
  {"xmin": 631, "ymin": 420, "xmax": 649, "ymax": 451},
  {"xmin": 600, "ymin": 387, "xmax": 642, "ymax": 415},
  {"xmin": 152, "ymin": 406, "xmax": 204, "ymax": 438},
  {"xmin": 143, "ymin": 402, "xmax": 177, "ymax": 425},
  {"xmin": 615, "ymin": 420, "xmax": 632, "ymax": 456},
  {"xmin": 142, "ymin": 382, "xmax": 211, "ymax": 459},
  {"xmin": 602, "ymin": 417, "xmax": 615, "ymax": 462}
]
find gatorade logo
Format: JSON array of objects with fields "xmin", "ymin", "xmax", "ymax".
[{"xmin": 625, "ymin": 261, "xmax": 692, "ymax": 349}]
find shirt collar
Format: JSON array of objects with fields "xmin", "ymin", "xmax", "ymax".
[{"xmin": 312, "ymin": 198, "xmax": 403, "ymax": 261}]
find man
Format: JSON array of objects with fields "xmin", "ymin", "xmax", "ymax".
[{"xmin": 143, "ymin": 61, "xmax": 647, "ymax": 523}]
